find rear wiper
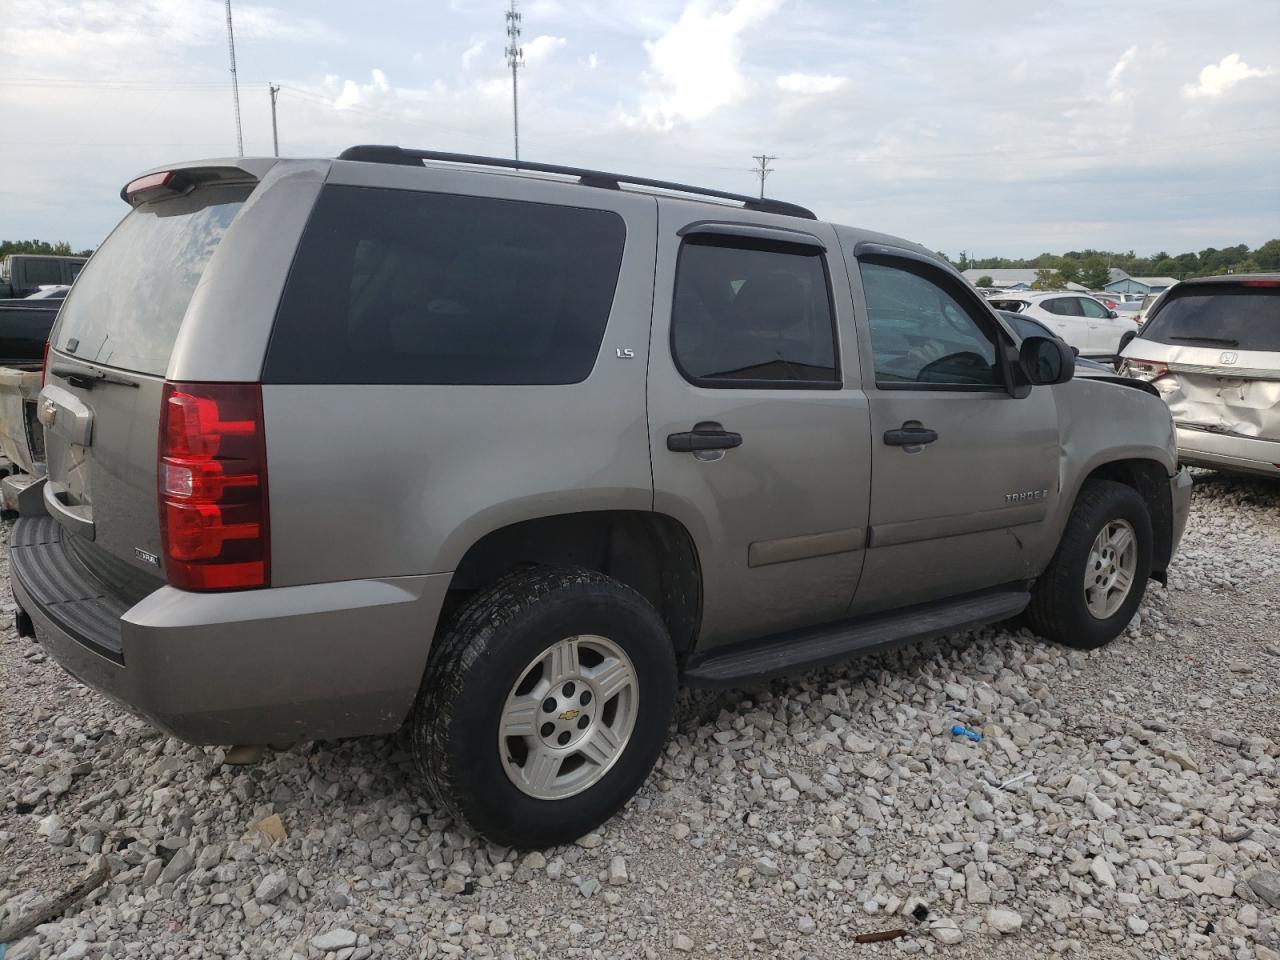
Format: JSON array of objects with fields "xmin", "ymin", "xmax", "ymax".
[{"xmin": 1167, "ymin": 335, "xmax": 1239, "ymax": 346}]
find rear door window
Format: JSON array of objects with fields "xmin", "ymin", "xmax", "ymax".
[
  {"xmin": 1142, "ymin": 284, "xmax": 1280, "ymax": 351},
  {"xmin": 263, "ymin": 185, "xmax": 627, "ymax": 385},
  {"xmin": 670, "ymin": 236, "xmax": 838, "ymax": 387},
  {"xmin": 54, "ymin": 184, "xmax": 250, "ymax": 375},
  {"xmin": 1043, "ymin": 297, "xmax": 1082, "ymax": 316}
]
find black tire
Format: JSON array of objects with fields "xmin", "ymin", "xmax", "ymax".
[
  {"xmin": 1027, "ymin": 479, "xmax": 1152, "ymax": 650},
  {"xmin": 411, "ymin": 566, "xmax": 676, "ymax": 848}
]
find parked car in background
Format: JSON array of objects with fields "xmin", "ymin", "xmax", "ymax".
[
  {"xmin": 1119, "ymin": 274, "xmax": 1279, "ymax": 478},
  {"xmin": 0, "ymin": 292, "xmax": 63, "ymax": 364},
  {"xmin": 0, "ymin": 255, "xmax": 86, "ymax": 299},
  {"xmin": 997, "ymin": 311, "xmax": 1163, "ymax": 395},
  {"xmin": 1134, "ymin": 289, "xmax": 1169, "ymax": 326},
  {"xmin": 988, "ymin": 291, "xmax": 1135, "ymax": 359},
  {"xmin": 11, "ymin": 148, "xmax": 1191, "ymax": 848},
  {"xmin": 25, "ymin": 285, "xmax": 70, "ymax": 300}
]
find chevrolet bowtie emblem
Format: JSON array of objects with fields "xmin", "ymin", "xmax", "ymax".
[{"xmin": 558, "ymin": 708, "xmax": 580, "ymax": 721}]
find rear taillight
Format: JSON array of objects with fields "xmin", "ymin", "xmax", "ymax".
[
  {"xmin": 1241, "ymin": 279, "xmax": 1279, "ymax": 287},
  {"xmin": 1122, "ymin": 357, "xmax": 1169, "ymax": 381},
  {"xmin": 158, "ymin": 382, "xmax": 269, "ymax": 591}
]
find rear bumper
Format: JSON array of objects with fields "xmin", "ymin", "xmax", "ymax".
[
  {"xmin": 9, "ymin": 516, "xmax": 451, "ymax": 744},
  {"xmin": 1176, "ymin": 426, "xmax": 1280, "ymax": 478}
]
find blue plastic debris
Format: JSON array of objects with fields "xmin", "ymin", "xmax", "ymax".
[{"xmin": 950, "ymin": 724, "xmax": 983, "ymax": 742}]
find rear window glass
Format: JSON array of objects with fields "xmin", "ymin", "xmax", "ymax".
[
  {"xmin": 53, "ymin": 185, "xmax": 249, "ymax": 375},
  {"xmin": 263, "ymin": 185, "xmax": 627, "ymax": 385},
  {"xmin": 1142, "ymin": 285, "xmax": 1280, "ymax": 352}
]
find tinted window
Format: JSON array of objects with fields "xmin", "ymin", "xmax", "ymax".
[
  {"xmin": 1078, "ymin": 297, "xmax": 1110, "ymax": 319},
  {"xmin": 265, "ymin": 186, "xmax": 626, "ymax": 385},
  {"xmin": 1142, "ymin": 285, "xmax": 1280, "ymax": 352},
  {"xmin": 671, "ymin": 237, "xmax": 838, "ymax": 386},
  {"xmin": 1043, "ymin": 297, "xmax": 1081, "ymax": 316},
  {"xmin": 24, "ymin": 259, "xmax": 63, "ymax": 287},
  {"xmin": 54, "ymin": 185, "xmax": 249, "ymax": 375},
  {"xmin": 860, "ymin": 261, "xmax": 1002, "ymax": 387}
]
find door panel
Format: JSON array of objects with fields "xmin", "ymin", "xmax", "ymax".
[
  {"xmin": 647, "ymin": 201, "xmax": 872, "ymax": 650},
  {"xmin": 849, "ymin": 255, "xmax": 1061, "ymax": 614}
]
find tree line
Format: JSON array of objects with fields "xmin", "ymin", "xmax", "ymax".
[
  {"xmin": 1, "ymin": 240, "xmax": 96, "ymax": 259},
  {"xmin": 940, "ymin": 239, "xmax": 1280, "ymax": 290}
]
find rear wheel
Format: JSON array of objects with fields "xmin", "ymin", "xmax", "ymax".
[
  {"xmin": 1027, "ymin": 479, "xmax": 1152, "ymax": 650},
  {"xmin": 411, "ymin": 567, "xmax": 676, "ymax": 847}
]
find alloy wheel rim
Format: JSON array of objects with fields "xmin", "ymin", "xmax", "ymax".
[
  {"xmin": 498, "ymin": 635, "xmax": 638, "ymax": 800},
  {"xmin": 1084, "ymin": 518, "xmax": 1138, "ymax": 620}
]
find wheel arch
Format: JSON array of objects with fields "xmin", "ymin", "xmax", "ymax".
[
  {"xmin": 1069, "ymin": 457, "xmax": 1175, "ymax": 584},
  {"xmin": 447, "ymin": 510, "xmax": 703, "ymax": 655}
]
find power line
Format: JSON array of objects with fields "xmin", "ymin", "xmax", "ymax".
[
  {"xmin": 223, "ymin": 0, "xmax": 243, "ymax": 156},
  {"xmin": 505, "ymin": 0, "xmax": 524, "ymax": 162},
  {"xmin": 752, "ymin": 153, "xmax": 775, "ymax": 199}
]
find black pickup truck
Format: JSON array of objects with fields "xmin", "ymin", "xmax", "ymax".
[{"xmin": 0, "ymin": 291, "xmax": 63, "ymax": 365}]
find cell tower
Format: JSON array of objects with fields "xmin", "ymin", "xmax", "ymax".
[
  {"xmin": 505, "ymin": 0, "xmax": 524, "ymax": 161},
  {"xmin": 224, "ymin": 0, "xmax": 243, "ymax": 156}
]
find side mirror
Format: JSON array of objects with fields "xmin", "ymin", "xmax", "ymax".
[
  {"xmin": 1018, "ymin": 335, "xmax": 1075, "ymax": 387},
  {"xmin": 1107, "ymin": 309, "xmax": 1119, "ymax": 319}
]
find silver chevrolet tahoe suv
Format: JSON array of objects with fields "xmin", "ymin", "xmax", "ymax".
[{"xmin": 11, "ymin": 147, "xmax": 1192, "ymax": 848}]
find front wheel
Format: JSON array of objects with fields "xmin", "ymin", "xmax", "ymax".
[
  {"xmin": 1027, "ymin": 479, "xmax": 1153, "ymax": 650},
  {"xmin": 410, "ymin": 567, "xmax": 676, "ymax": 848}
]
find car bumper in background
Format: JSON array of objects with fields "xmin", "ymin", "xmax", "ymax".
[
  {"xmin": 1176, "ymin": 426, "xmax": 1280, "ymax": 478},
  {"xmin": 9, "ymin": 516, "xmax": 450, "ymax": 745}
]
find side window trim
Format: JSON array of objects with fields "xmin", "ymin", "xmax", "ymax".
[
  {"xmin": 669, "ymin": 235, "xmax": 843, "ymax": 391},
  {"xmin": 856, "ymin": 253, "xmax": 1013, "ymax": 394}
]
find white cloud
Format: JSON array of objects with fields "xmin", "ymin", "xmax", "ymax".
[
  {"xmin": 588, "ymin": 53, "xmax": 600, "ymax": 70},
  {"xmin": 462, "ymin": 39, "xmax": 486, "ymax": 70},
  {"xmin": 1106, "ymin": 45, "xmax": 1137, "ymax": 102},
  {"xmin": 329, "ymin": 69, "xmax": 392, "ymax": 111},
  {"xmin": 622, "ymin": 0, "xmax": 783, "ymax": 131},
  {"xmin": 524, "ymin": 34, "xmax": 567, "ymax": 64},
  {"xmin": 777, "ymin": 72, "xmax": 847, "ymax": 95},
  {"xmin": 1183, "ymin": 53, "xmax": 1276, "ymax": 98}
]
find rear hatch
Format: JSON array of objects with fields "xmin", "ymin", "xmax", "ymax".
[
  {"xmin": 41, "ymin": 174, "xmax": 254, "ymax": 599},
  {"xmin": 1123, "ymin": 279, "xmax": 1280, "ymax": 441}
]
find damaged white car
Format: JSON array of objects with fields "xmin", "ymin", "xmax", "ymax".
[{"xmin": 1119, "ymin": 274, "xmax": 1280, "ymax": 478}]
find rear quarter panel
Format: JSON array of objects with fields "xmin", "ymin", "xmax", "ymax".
[{"xmin": 261, "ymin": 167, "xmax": 659, "ymax": 585}]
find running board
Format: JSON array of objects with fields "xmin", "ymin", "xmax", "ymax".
[{"xmin": 682, "ymin": 588, "xmax": 1030, "ymax": 687}]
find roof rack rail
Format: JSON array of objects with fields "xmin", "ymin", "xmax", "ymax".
[{"xmin": 337, "ymin": 145, "xmax": 818, "ymax": 220}]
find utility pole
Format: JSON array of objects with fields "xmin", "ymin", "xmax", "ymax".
[
  {"xmin": 505, "ymin": 0, "xmax": 524, "ymax": 162},
  {"xmin": 224, "ymin": 0, "xmax": 243, "ymax": 156},
  {"xmin": 752, "ymin": 153, "xmax": 776, "ymax": 199},
  {"xmin": 269, "ymin": 83, "xmax": 281, "ymax": 156}
]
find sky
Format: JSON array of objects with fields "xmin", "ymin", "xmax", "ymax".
[{"xmin": 1, "ymin": 0, "xmax": 1278, "ymax": 257}]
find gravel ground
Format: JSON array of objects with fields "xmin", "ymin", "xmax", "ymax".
[{"xmin": 2, "ymin": 471, "xmax": 1278, "ymax": 960}]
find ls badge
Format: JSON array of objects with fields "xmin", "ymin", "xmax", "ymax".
[{"xmin": 615, "ymin": 347, "xmax": 636, "ymax": 359}]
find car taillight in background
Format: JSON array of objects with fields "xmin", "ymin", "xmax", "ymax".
[
  {"xmin": 158, "ymin": 382, "xmax": 269, "ymax": 591},
  {"xmin": 41, "ymin": 339, "xmax": 49, "ymax": 388},
  {"xmin": 1122, "ymin": 358, "xmax": 1169, "ymax": 381}
]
